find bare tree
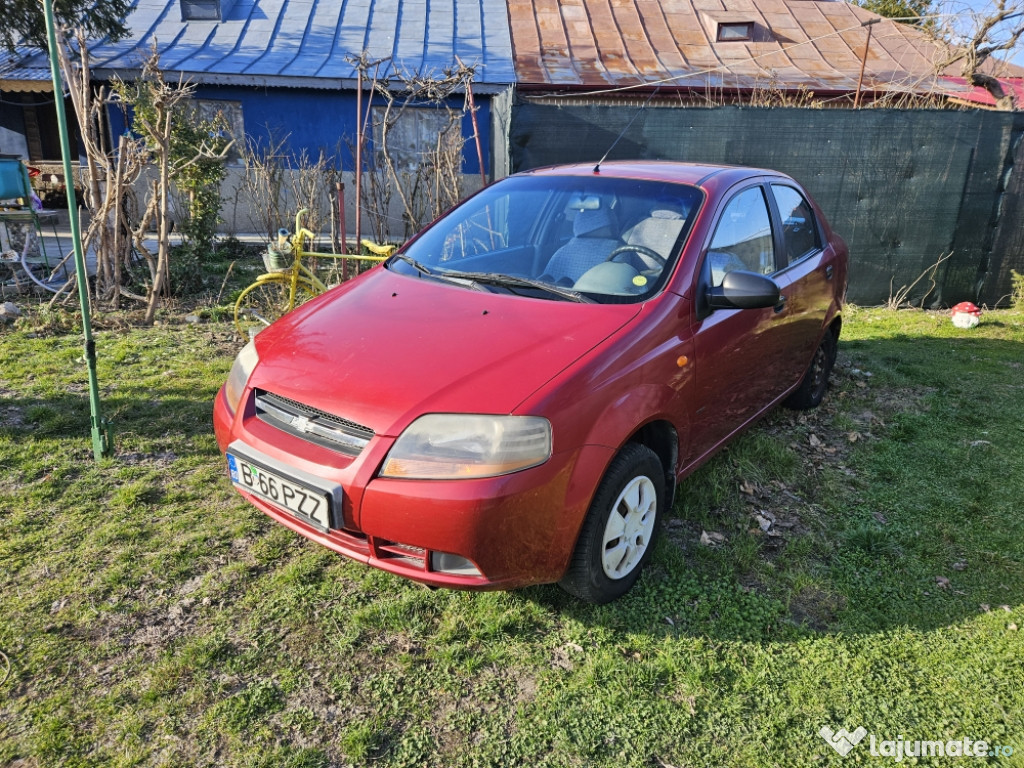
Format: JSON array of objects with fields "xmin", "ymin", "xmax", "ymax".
[
  {"xmin": 112, "ymin": 48, "xmax": 232, "ymax": 323},
  {"xmin": 54, "ymin": 27, "xmax": 145, "ymax": 308},
  {"xmin": 935, "ymin": 0, "xmax": 1024, "ymax": 109},
  {"xmin": 371, "ymin": 61, "xmax": 475, "ymax": 238}
]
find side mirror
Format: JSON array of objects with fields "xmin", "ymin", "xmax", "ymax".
[{"xmin": 706, "ymin": 270, "xmax": 781, "ymax": 310}]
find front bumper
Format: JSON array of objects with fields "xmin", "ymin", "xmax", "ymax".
[{"xmin": 214, "ymin": 385, "xmax": 612, "ymax": 590}]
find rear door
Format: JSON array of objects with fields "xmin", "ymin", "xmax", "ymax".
[{"xmin": 766, "ymin": 182, "xmax": 835, "ymax": 377}]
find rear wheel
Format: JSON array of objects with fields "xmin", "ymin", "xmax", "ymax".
[
  {"xmin": 234, "ymin": 277, "xmax": 317, "ymax": 340},
  {"xmin": 559, "ymin": 443, "xmax": 665, "ymax": 604},
  {"xmin": 784, "ymin": 327, "xmax": 838, "ymax": 410}
]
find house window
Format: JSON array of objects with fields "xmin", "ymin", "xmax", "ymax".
[
  {"xmin": 371, "ymin": 106, "xmax": 462, "ymax": 171},
  {"xmin": 192, "ymin": 99, "xmax": 244, "ymax": 163},
  {"xmin": 717, "ymin": 22, "xmax": 754, "ymax": 42}
]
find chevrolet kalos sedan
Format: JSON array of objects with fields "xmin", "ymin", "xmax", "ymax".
[{"xmin": 214, "ymin": 162, "xmax": 847, "ymax": 603}]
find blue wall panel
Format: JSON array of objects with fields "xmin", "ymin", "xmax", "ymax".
[{"xmin": 107, "ymin": 84, "xmax": 491, "ymax": 175}]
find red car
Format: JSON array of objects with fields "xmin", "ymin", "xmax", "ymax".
[{"xmin": 214, "ymin": 161, "xmax": 847, "ymax": 603}]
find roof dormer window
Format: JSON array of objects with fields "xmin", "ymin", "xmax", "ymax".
[
  {"xmin": 180, "ymin": 0, "xmax": 236, "ymax": 21},
  {"xmin": 717, "ymin": 22, "xmax": 754, "ymax": 41}
]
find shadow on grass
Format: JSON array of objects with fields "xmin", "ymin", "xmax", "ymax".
[{"xmin": 520, "ymin": 332, "xmax": 1024, "ymax": 642}]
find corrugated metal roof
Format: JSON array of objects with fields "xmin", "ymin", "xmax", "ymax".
[
  {"xmin": 507, "ymin": 0, "xmax": 1023, "ymax": 97},
  {"xmin": 942, "ymin": 76, "xmax": 1024, "ymax": 108},
  {"xmin": 0, "ymin": 47, "xmax": 55, "ymax": 92},
  {"xmin": 3, "ymin": 0, "xmax": 1021, "ymax": 101},
  {"xmin": 83, "ymin": 0, "xmax": 516, "ymax": 88}
]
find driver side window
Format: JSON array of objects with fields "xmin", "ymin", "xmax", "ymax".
[{"xmin": 707, "ymin": 186, "xmax": 775, "ymax": 286}]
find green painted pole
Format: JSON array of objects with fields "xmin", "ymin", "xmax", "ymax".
[{"xmin": 41, "ymin": 1, "xmax": 113, "ymax": 460}]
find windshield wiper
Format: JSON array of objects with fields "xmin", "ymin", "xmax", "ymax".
[
  {"xmin": 439, "ymin": 271, "xmax": 595, "ymax": 303},
  {"xmin": 390, "ymin": 255, "xmax": 490, "ymax": 291},
  {"xmin": 390, "ymin": 253, "xmax": 434, "ymax": 276}
]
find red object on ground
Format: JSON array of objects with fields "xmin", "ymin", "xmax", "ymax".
[{"xmin": 950, "ymin": 301, "xmax": 981, "ymax": 317}]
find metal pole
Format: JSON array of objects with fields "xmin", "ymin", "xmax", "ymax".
[
  {"xmin": 336, "ymin": 181, "xmax": 347, "ymax": 281},
  {"xmin": 41, "ymin": 1, "xmax": 113, "ymax": 460},
  {"xmin": 854, "ymin": 19, "xmax": 879, "ymax": 110},
  {"xmin": 354, "ymin": 66, "xmax": 362, "ymax": 253}
]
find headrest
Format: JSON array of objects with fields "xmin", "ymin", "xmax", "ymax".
[
  {"xmin": 650, "ymin": 208, "xmax": 683, "ymax": 220},
  {"xmin": 573, "ymin": 208, "xmax": 613, "ymax": 238}
]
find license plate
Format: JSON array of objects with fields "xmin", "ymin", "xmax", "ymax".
[{"xmin": 227, "ymin": 453, "xmax": 331, "ymax": 531}]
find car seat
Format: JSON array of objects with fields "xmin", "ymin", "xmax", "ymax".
[
  {"xmin": 620, "ymin": 208, "xmax": 686, "ymax": 270},
  {"xmin": 543, "ymin": 208, "xmax": 621, "ymax": 284}
]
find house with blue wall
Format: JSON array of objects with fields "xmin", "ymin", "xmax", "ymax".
[
  {"xmin": 0, "ymin": 0, "xmax": 517, "ymax": 234},
  {"xmin": 90, "ymin": 0, "xmax": 517, "ymax": 178}
]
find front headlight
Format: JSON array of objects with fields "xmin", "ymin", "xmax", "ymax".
[
  {"xmin": 380, "ymin": 414, "xmax": 552, "ymax": 479},
  {"xmin": 223, "ymin": 340, "xmax": 259, "ymax": 414}
]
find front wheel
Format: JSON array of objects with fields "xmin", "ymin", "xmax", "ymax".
[
  {"xmin": 234, "ymin": 277, "xmax": 317, "ymax": 340},
  {"xmin": 559, "ymin": 443, "xmax": 665, "ymax": 604}
]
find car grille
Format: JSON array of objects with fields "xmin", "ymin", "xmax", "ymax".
[{"xmin": 253, "ymin": 389, "xmax": 374, "ymax": 456}]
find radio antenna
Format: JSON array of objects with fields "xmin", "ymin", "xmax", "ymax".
[{"xmin": 594, "ymin": 86, "xmax": 660, "ymax": 173}]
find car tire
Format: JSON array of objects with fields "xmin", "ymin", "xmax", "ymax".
[
  {"xmin": 559, "ymin": 443, "xmax": 665, "ymax": 604},
  {"xmin": 783, "ymin": 327, "xmax": 838, "ymax": 410}
]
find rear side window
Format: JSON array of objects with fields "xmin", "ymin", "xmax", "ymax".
[
  {"xmin": 707, "ymin": 186, "xmax": 775, "ymax": 286},
  {"xmin": 771, "ymin": 184, "xmax": 821, "ymax": 263}
]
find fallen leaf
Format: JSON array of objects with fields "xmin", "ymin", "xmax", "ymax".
[
  {"xmin": 665, "ymin": 617, "xmax": 674, "ymax": 626},
  {"xmin": 1009, "ymin": 623, "xmax": 1019, "ymax": 631},
  {"xmin": 700, "ymin": 530, "xmax": 726, "ymax": 547},
  {"xmin": 952, "ymin": 561, "xmax": 966, "ymax": 571},
  {"xmin": 809, "ymin": 434, "xmax": 823, "ymax": 448},
  {"xmin": 1001, "ymin": 605, "xmax": 1012, "ymax": 612},
  {"xmin": 935, "ymin": 576, "xmax": 950, "ymax": 589},
  {"xmin": 969, "ymin": 440, "xmax": 992, "ymax": 448},
  {"xmin": 755, "ymin": 514, "xmax": 773, "ymax": 532},
  {"xmin": 739, "ymin": 480, "xmax": 757, "ymax": 495},
  {"xmin": 872, "ymin": 511, "xmax": 888, "ymax": 525},
  {"xmin": 847, "ymin": 431, "xmax": 861, "ymax": 443},
  {"xmin": 981, "ymin": 603, "xmax": 991, "ymax": 612}
]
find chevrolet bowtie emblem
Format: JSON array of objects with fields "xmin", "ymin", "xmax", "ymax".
[{"xmin": 291, "ymin": 415, "xmax": 312, "ymax": 433}]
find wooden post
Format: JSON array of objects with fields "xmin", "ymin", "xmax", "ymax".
[{"xmin": 457, "ymin": 57, "xmax": 488, "ymax": 188}]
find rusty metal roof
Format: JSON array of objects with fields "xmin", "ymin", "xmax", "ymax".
[{"xmin": 508, "ymin": 0, "xmax": 1023, "ymax": 97}]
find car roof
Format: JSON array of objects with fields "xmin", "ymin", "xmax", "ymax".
[{"xmin": 519, "ymin": 160, "xmax": 785, "ymax": 192}]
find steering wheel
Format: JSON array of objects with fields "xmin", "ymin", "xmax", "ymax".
[{"xmin": 605, "ymin": 244, "xmax": 666, "ymax": 268}]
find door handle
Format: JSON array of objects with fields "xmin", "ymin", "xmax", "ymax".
[
  {"xmin": 774, "ymin": 294, "xmax": 787, "ymax": 313},
  {"xmin": 825, "ymin": 264, "xmax": 834, "ymax": 280}
]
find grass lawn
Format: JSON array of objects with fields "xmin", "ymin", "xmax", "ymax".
[{"xmin": 1, "ymin": 304, "xmax": 1022, "ymax": 767}]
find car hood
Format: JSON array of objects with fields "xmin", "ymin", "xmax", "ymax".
[{"xmin": 251, "ymin": 268, "xmax": 641, "ymax": 435}]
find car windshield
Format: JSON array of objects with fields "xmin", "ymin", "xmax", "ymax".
[{"xmin": 387, "ymin": 175, "xmax": 704, "ymax": 304}]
